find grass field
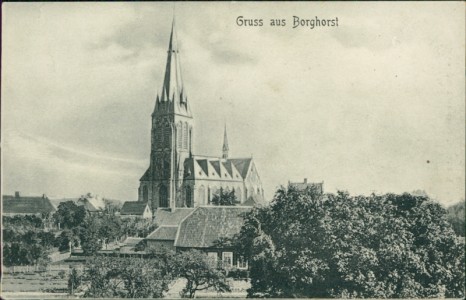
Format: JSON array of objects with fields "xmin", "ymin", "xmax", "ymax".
[{"xmin": 2, "ymin": 270, "xmax": 68, "ymax": 293}]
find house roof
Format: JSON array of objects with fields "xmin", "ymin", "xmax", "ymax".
[
  {"xmin": 3, "ymin": 195, "xmax": 56, "ymax": 214},
  {"xmin": 154, "ymin": 208, "xmax": 195, "ymax": 226},
  {"xmin": 120, "ymin": 201, "xmax": 149, "ymax": 215},
  {"xmin": 121, "ymin": 237, "xmax": 144, "ymax": 246},
  {"xmin": 146, "ymin": 226, "xmax": 178, "ymax": 241},
  {"xmin": 174, "ymin": 206, "xmax": 251, "ymax": 248},
  {"xmin": 289, "ymin": 181, "xmax": 324, "ymax": 194},
  {"xmin": 77, "ymin": 194, "xmax": 105, "ymax": 212}
]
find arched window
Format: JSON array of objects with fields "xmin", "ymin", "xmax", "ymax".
[
  {"xmin": 163, "ymin": 160, "xmax": 170, "ymax": 179},
  {"xmin": 183, "ymin": 123, "xmax": 189, "ymax": 149},
  {"xmin": 177, "ymin": 123, "xmax": 182, "ymax": 148},
  {"xmin": 207, "ymin": 187, "xmax": 211, "ymax": 204},
  {"xmin": 159, "ymin": 185, "xmax": 168, "ymax": 208},
  {"xmin": 186, "ymin": 186, "xmax": 193, "ymax": 207},
  {"xmin": 198, "ymin": 185, "xmax": 205, "ymax": 205},
  {"xmin": 163, "ymin": 124, "xmax": 170, "ymax": 147},
  {"xmin": 143, "ymin": 186, "xmax": 148, "ymax": 202}
]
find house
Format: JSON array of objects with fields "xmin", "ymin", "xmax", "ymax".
[
  {"xmin": 146, "ymin": 206, "xmax": 251, "ymax": 269},
  {"xmin": 3, "ymin": 191, "xmax": 56, "ymax": 217},
  {"xmin": 2, "ymin": 192, "xmax": 56, "ymax": 228},
  {"xmin": 120, "ymin": 201, "xmax": 152, "ymax": 219},
  {"xmin": 77, "ymin": 193, "xmax": 105, "ymax": 213},
  {"xmin": 119, "ymin": 237, "xmax": 145, "ymax": 254},
  {"xmin": 288, "ymin": 178, "xmax": 324, "ymax": 195}
]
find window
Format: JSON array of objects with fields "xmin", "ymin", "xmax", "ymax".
[
  {"xmin": 222, "ymin": 252, "xmax": 233, "ymax": 268},
  {"xmin": 186, "ymin": 186, "xmax": 193, "ymax": 208},
  {"xmin": 177, "ymin": 123, "xmax": 182, "ymax": 148},
  {"xmin": 183, "ymin": 123, "xmax": 188, "ymax": 149},
  {"xmin": 207, "ymin": 252, "xmax": 218, "ymax": 267},
  {"xmin": 159, "ymin": 185, "xmax": 168, "ymax": 208},
  {"xmin": 143, "ymin": 186, "xmax": 148, "ymax": 202},
  {"xmin": 237, "ymin": 256, "xmax": 248, "ymax": 269}
]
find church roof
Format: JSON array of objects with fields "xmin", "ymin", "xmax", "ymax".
[
  {"xmin": 146, "ymin": 225, "xmax": 178, "ymax": 241},
  {"xmin": 184, "ymin": 157, "xmax": 253, "ymax": 181},
  {"xmin": 120, "ymin": 201, "xmax": 149, "ymax": 216},
  {"xmin": 3, "ymin": 194, "xmax": 56, "ymax": 215},
  {"xmin": 140, "ymin": 167, "xmax": 151, "ymax": 181},
  {"xmin": 174, "ymin": 206, "xmax": 251, "ymax": 248}
]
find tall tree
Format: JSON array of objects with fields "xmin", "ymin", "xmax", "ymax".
[{"xmin": 53, "ymin": 201, "xmax": 87, "ymax": 229}]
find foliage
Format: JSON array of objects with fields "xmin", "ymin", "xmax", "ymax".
[
  {"xmin": 79, "ymin": 216, "xmax": 103, "ymax": 255},
  {"xmin": 68, "ymin": 267, "xmax": 82, "ymax": 295},
  {"xmin": 2, "ymin": 215, "xmax": 57, "ymax": 266},
  {"xmin": 236, "ymin": 187, "xmax": 465, "ymax": 298},
  {"xmin": 120, "ymin": 218, "xmax": 158, "ymax": 238},
  {"xmin": 446, "ymin": 201, "xmax": 465, "ymax": 236},
  {"xmin": 79, "ymin": 256, "xmax": 172, "ymax": 298},
  {"xmin": 3, "ymin": 215, "xmax": 44, "ymax": 229},
  {"xmin": 174, "ymin": 249, "xmax": 231, "ymax": 298},
  {"xmin": 56, "ymin": 229, "xmax": 81, "ymax": 252},
  {"xmin": 53, "ymin": 201, "xmax": 87, "ymax": 229},
  {"xmin": 212, "ymin": 188, "xmax": 237, "ymax": 206}
]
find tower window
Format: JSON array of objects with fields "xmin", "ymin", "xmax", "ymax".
[
  {"xmin": 183, "ymin": 123, "xmax": 188, "ymax": 149},
  {"xmin": 159, "ymin": 185, "xmax": 168, "ymax": 208}
]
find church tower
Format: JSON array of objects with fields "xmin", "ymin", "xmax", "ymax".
[{"xmin": 139, "ymin": 18, "xmax": 194, "ymax": 210}]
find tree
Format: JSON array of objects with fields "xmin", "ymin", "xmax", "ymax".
[
  {"xmin": 174, "ymin": 250, "xmax": 231, "ymax": 298},
  {"xmin": 80, "ymin": 256, "xmax": 172, "ymax": 298},
  {"xmin": 446, "ymin": 201, "xmax": 465, "ymax": 236},
  {"xmin": 68, "ymin": 267, "xmax": 82, "ymax": 295},
  {"xmin": 53, "ymin": 201, "xmax": 87, "ymax": 229},
  {"xmin": 211, "ymin": 188, "xmax": 237, "ymax": 206},
  {"xmin": 236, "ymin": 186, "xmax": 465, "ymax": 298},
  {"xmin": 79, "ymin": 216, "xmax": 103, "ymax": 255}
]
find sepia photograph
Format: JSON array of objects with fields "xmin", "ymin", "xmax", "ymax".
[{"xmin": 1, "ymin": 2, "xmax": 465, "ymax": 299}]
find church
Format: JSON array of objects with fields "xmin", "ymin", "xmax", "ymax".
[{"xmin": 138, "ymin": 19, "xmax": 264, "ymax": 210}]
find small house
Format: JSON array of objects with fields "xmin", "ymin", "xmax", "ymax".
[{"xmin": 120, "ymin": 201, "xmax": 152, "ymax": 219}]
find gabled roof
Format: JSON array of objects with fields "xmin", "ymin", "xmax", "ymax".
[
  {"xmin": 184, "ymin": 156, "xmax": 253, "ymax": 181},
  {"xmin": 3, "ymin": 195, "xmax": 56, "ymax": 214},
  {"xmin": 229, "ymin": 158, "xmax": 252, "ymax": 178},
  {"xmin": 77, "ymin": 194, "xmax": 105, "ymax": 212},
  {"xmin": 154, "ymin": 208, "xmax": 195, "ymax": 226},
  {"xmin": 120, "ymin": 201, "xmax": 149, "ymax": 215},
  {"xmin": 146, "ymin": 226, "xmax": 178, "ymax": 241},
  {"xmin": 174, "ymin": 206, "xmax": 251, "ymax": 248}
]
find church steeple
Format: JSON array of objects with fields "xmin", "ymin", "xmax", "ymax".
[
  {"xmin": 154, "ymin": 16, "xmax": 191, "ymax": 117},
  {"xmin": 222, "ymin": 124, "xmax": 229, "ymax": 159}
]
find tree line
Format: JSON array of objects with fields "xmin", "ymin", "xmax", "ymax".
[{"xmin": 234, "ymin": 186, "xmax": 465, "ymax": 298}]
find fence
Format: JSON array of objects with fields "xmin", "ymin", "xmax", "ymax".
[{"xmin": 3, "ymin": 264, "xmax": 84, "ymax": 274}]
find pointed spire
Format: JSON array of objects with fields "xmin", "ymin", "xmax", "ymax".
[
  {"xmin": 222, "ymin": 124, "xmax": 229, "ymax": 159},
  {"xmin": 161, "ymin": 16, "xmax": 184, "ymax": 104}
]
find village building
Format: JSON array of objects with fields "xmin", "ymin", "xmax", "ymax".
[
  {"xmin": 120, "ymin": 201, "xmax": 152, "ymax": 219},
  {"xmin": 76, "ymin": 193, "xmax": 106, "ymax": 213},
  {"xmin": 146, "ymin": 206, "xmax": 250, "ymax": 269},
  {"xmin": 138, "ymin": 19, "xmax": 264, "ymax": 211},
  {"xmin": 288, "ymin": 178, "xmax": 324, "ymax": 195},
  {"xmin": 3, "ymin": 191, "xmax": 56, "ymax": 217},
  {"xmin": 2, "ymin": 191, "xmax": 56, "ymax": 228}
]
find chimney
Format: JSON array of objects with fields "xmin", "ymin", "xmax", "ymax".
[
  {"xmin": 42, "ymin": 194, "xmax": 46, "ymax": 199},
  {"xmin": 15, "ymin": 191, "xmax": 20, "ymax": 198},
  {"xmin": 304, "ymin": 178, "xmax": 308, "ymax": 184}
]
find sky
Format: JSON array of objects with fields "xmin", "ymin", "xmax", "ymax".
[{"xmin": 2, "ymin": 2, "xmax": 464, "ymax": 205}]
